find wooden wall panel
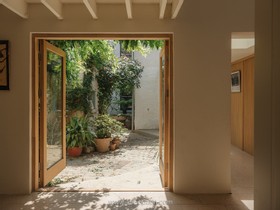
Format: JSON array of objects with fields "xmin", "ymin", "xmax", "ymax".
[
  {"xmin": 243, "ymin": 57, "xmax": 254, "ymax": 155},
  {"xmin": 231, "ymin": 62, "xmax": 244, "ymax": 150},
  {"xmin": 231, "ymin": 55, "xmax": 255, "ymax": 155}
]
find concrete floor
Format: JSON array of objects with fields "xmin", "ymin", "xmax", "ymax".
[{"xmin": 0, "ymin": 146, "xmax": 253, "ymax": 210}]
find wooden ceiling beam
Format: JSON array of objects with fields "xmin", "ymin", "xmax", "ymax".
[
  {"xmin": 83, "ymin": 0, "xmax": 98, "ymax": 19},
  {"xmin": 0, "ymin": 0, "xmax": 28, "ymax": 19},
  {"xmin": 41, "ymin": 0, "xmax": 63, "ymax": 20},
  {"xmin": 159, "ymin": 0, "xmax": 167, "ymax": 19},
  {"xmin": 171, "ymin": 0, "xmax": 184, "ymax": 19},
  {"xmin": 125, "ymin": 0, "xmax": 132, "ymax": 19}
]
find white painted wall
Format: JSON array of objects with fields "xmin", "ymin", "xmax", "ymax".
[
  {"xmin": 134, "ymin": 50, "xmax": 160, "ymax": 130},
  {"xmin": 109, "ymin": 90, "xmax": 121, "ymax": 115},
  {"xmin": 255, "ymin": 0, "xmax": 280, "ymax": 209},
  {"xmin": 0, "ymin": 0, "xmax": 254, "ymax": 194}
]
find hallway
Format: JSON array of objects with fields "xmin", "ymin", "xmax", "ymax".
[{"xmin": 0, "ymin": 146, "xmax": 253, "ymax": 210}]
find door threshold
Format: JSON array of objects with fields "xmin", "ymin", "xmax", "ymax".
[{"xmin": 37, "ymin": 188, "xmax": 169, "ymax": 193}]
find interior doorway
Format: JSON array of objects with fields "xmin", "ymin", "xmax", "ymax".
[
  {"xmin": 230, "ymin": 32, "xmax": 254, "ymax": 208},
  {"xmin": 32, "ymin": 34, "xmax": 173, "ymax": 192},
  {"xmin": 231, "ymin": 32, "xmax": 255, "ymax": 154}
]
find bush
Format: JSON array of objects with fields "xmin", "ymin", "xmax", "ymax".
[
  {"xmin": 93, "ymin": 115, "xmax": 125, "ymax": 139},
  {"xmin": 66, "ymin": 115, "xmax": 95, "ymax": 148}
]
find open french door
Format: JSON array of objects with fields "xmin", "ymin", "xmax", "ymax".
[
  {"xmin": 39, "ymin": 40, "xmax": 67, "ymax": 187},
  {"xmin": 159, "ymin": 41, "xmax": 170, "ymax": 188}
]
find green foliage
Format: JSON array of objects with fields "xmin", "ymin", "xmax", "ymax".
[
  {"xmin": 49, "ymin": 39, "xmax": 118, "ymax": 115},
  {"xmin": 93, "ymin": 115, "xmax": 125, "ymax": 139},
  {"xmin": 115, "ymin": 56, "xmax": 144, "ymax": 95},
  {"xmin": 49, "ymin": 40, "xmax": 117, "ymax": 89},
  {"xmin": 95, "ymin": 63, "xmax": 117, "ymax": 115},
  {"xmin": 48, "ymin": 40, "xmax": 148, "ymax": 116},
  {"xmin": 46, "ymin": 178, "xmax": 64, "ymax": 187},
  {"xmin": 47, "ymin": 176, "xmax": 78, "ymax": 187},
  {"xmin": 67, "ymin": 87, "xmax": 87, "ymax": 112},
  {"xmin": 82, "ymin": 71, "xmax": 95, "ymax": 114},
  {"xmin": 66, "ymin": 72, "xmax": 95, "ymax": 114},
  {"xmin": 49, "ymin": 40, "xmax": 118, "ymax": 115},
  {"xmin": 120, "ymin": 40, "xmax": 164, "ymax": 55},
  {"xmin": 66, "ymin": 116, "xmax": 95, "ymax": 148},
  {"xmin": 90, "ymin": 56, "xmax": 143, "ymax": 115}
]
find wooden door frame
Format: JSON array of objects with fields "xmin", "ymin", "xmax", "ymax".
[
  {"xmin": 31, "ymin": 33, "xmax": 174, "ymax": 192},
  {"xmin": 159, "ymin": 42, "xmax": 170, "ymax": 188}
]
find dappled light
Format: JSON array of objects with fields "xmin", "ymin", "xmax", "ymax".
[
  {"xmin": 0, "ymin": 191, "xmax": 253, "ymax": 210},
  {"xmin": 241, "ymin": 200, "xmax": 254, "ymax": 210},
  {"xmin": 47, "ymin": 131, "xmax": 161, "ymax": 191}
]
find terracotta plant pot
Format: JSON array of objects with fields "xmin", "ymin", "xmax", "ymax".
[
  {"xmin": 112, "ymin": 138, "xmax": 121, "ymax": 149},
  {"xmin": 95, "ymin": 138, "xmax": 111, "ymax": 153},
  {"xmin": 110, "ymin": 143, "xmax": 117, "ymax": 151},
  {"xmin": 83, "ymin": 146, "xmax": 94, "ymax": 154},
  {"xmin": 67, "ymin": 147, "xmax": 82, "ymax": 157}
]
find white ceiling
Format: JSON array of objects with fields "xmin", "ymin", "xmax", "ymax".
[
  {"xmin": 231, "ymin": 32, "xmax": 255, "ymax": 62},
  {"xmin": 1, "ymin": 1, "xmax": 251, "ymax": 63},
  {"xmin": 0, "ymin": 0, "xmax": 183, "ymax": 20}
]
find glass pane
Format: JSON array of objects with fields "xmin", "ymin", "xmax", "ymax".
[
  {"xmin": 47, "ymin": 50, "xmax": 63, "ymax": 169},
  {"xmin": 161, "ymin": 56, "xmax": 165, "ymax": 163}
]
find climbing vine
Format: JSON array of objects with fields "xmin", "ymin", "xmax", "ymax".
[{"xmin": 48, "ymin": 39, "xmax": 158, "ymax": 115}]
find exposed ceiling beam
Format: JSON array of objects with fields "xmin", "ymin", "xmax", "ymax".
[
  {"xmin": 83, "ymin": 0, "xmax": 98, "ymax": 19},
  {"xmin": 0, "ymin": 0, "xmax": 28, "ymax": 19},
  {"xmin": 125, "ymin": 0, "xmax": 132, "ymax": 19},
  {"xmin": 41, "ymin": 0, "xmax": 63, "ymax": 20},
  {"xmin": 159, "ymin": 0, "xmax": 167, "ymax": 19},
  {"xmin": 171, "ymin": 0, "xmax": 184, "ymax": 19}
]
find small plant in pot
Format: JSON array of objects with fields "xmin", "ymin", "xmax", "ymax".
[
  {"xmin": 93, "ymin": 115, "xmax": 124, "ymax": 153},
  {"xmin": 66, "ymin": 115, "xmax": 95, "ymax": 157},
  {"xmin": 112, "ymin": 123, "xmax": 126, "ymax": 149}
]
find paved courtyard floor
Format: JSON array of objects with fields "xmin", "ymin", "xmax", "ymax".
[{"xmin": 46, "ymin": 131, "xmax": 163, "ymax": 191}]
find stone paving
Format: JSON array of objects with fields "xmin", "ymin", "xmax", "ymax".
[{"xmin": 47, "ymin": 131, "xmax": 163, "ymax": 191}]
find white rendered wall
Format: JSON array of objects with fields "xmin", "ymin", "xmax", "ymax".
[{"xmin": 134, "ymin": 50, "xmax": 160, "ymax": 130}]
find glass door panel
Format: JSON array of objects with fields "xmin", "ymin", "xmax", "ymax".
[
  {"xmin": 46, "ymin": 51, "xmax": 63, "ymax": 169},
  {"xmin": 40, "ymin": 40, "xmax": 66, "ymax": 187}
]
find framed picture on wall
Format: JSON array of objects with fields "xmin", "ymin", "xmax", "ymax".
[
  {"xmin": 231, "ymin": 70, "xmax": 241, "ymax": 93},
  {"xmin": 0, "ymin": 40, "xmax": 9, "ymax": 90}
]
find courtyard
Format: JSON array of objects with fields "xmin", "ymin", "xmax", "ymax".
[{"xmin": 45, "ymin": 131, "xmax": 163, "ymax": 191}]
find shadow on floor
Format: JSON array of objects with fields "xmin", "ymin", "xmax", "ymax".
[{"xmin": 0, "ymin": 191, "xmax": 253, "ymax": 210}]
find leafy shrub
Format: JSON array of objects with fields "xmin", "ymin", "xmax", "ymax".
[
  {"xmin": 66, "ymin": 115, "xmax": 95, "ymax": 148},
  {"xmin": 93, "ymin": 115, "xmax": 125, "ymax": 139}
]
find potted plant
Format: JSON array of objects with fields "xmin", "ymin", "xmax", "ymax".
[
  {"xmin": 66, "ymin": 115, "xmax": 95, "ymax": 157},
  {"xmin": 112, "ymin": 121, "xmax": 126, "ymax": 149},
  {"xmin": 110, "ymin": 141, "xmax": 117, "ymax": 151},
  {"xmin": 93, "ymin": 115, "xmax": 124, "ymax": 152}
]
